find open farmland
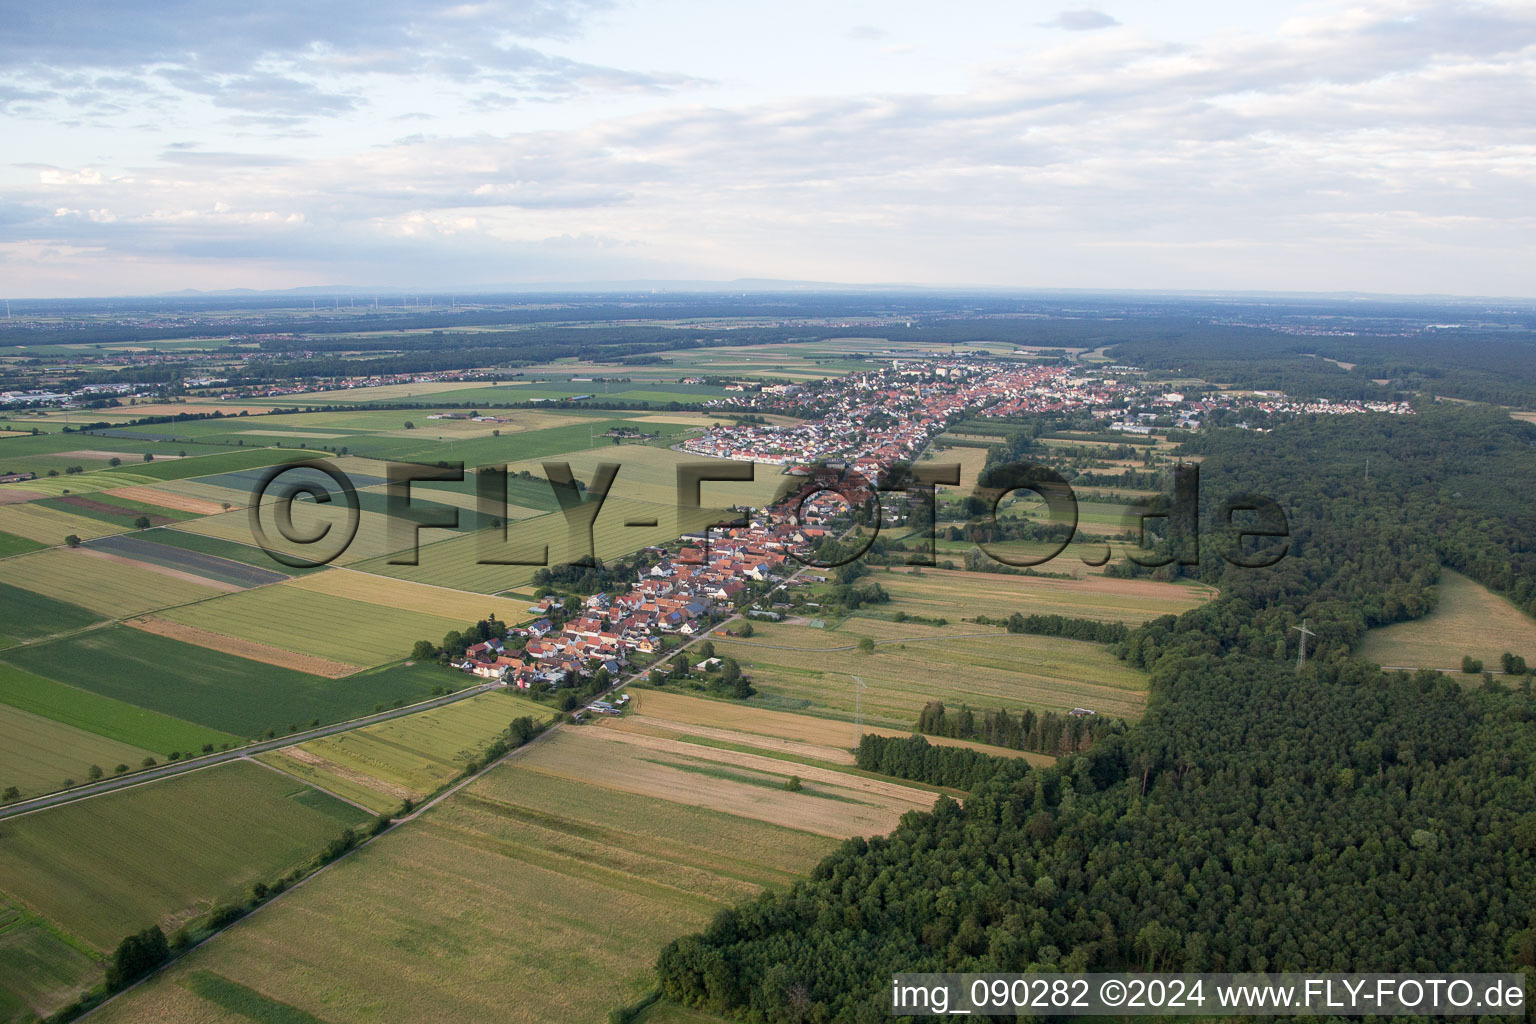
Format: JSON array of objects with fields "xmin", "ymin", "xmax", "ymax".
[
  {"xmin": 1358, "ymin": 568, "xmax": 1536, "ymax": 674},
  {"xmin": 159, "ymin": 584, "xmax": 467, "ymax": 668},
  {"xmin": 875, "ymin": 567, "xmax": 1214, "ymax": 624},
  {"xmin": 87, "ymin": 728, "xmax": 907, "ymax": 1024},
  {"xmin": 0, "ymin": 761, "xmax": 369, "ymax": 952},
  {"xmin": 0, "ymin": 663, "xmax": 233, "ymax": 754},
  {"xmin": 0, "ymin": 532, "xmax": 43, "ymax": 559},
  {"xmin": 618, "ymin": 689, "xmax": 1052, "ymax": 766},
  {"xmin": 0, "ymin": 704, "xmax": 154, "ymax": 799},
  {"xmin": 0, "ymin": 501, "xmax": 127, "ymax": 544},
  {"xmin": 517, "ymin": 726, "xmax": 935, "ymax": 837},
  {"xmin": 714, "ymin": 618, "xmax": 1147, "ymax": 724},
  {"xmin": 0, "ymin": 547, "xmax": 225, "ymax": 618},
  {"xmin": 261, "ymin": 691, "xmax": 551, "ymax": 812},
  {"xmin": 83, "ymin": 533, "xmax": 288, "ymax": 588},
  {"xmin": 0, "ymin": 627, "xmax": 427, "ymax": 739},
  {"xmin": 0, "ymin": 582, "xmax": 104, "ymax": 648},
  {"xmin": 0, "ymin": 901, "xmax": 100, "ymax": 1023},
  {"xmin": 283, "ymin": 568, "xmax": 535, "ymax": 624}
]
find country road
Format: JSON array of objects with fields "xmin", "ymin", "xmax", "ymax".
[{"xmin": 0, "ymin": 681, "xmax": 499, "ymax": 821}]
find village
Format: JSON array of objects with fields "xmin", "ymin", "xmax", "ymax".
[
  {"xmin": 451, "ymin": 502, "xmax": 841, "ymax": 696},
  {"xmin": 682, "ymin": 359, "xmax": 1411, "ymax": 465}
]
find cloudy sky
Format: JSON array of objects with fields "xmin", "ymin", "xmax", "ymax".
[{"xmin": 4, "ymin": 0, "xmax": 1534, "ymax": 297}]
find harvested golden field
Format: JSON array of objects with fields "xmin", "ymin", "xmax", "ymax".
[
  {"xmin": 0, "ymin": 547, "xmax": 225, "ymax": 618},
  {"xmin": 878, "ymin": 566, "xmax": 1214, "ymax": 624},
  {"xmin": 622, "ymin": 689, "xmax": 1050, "ymax": 766},
  {"xmin": 261, "ymin": 691, "xmax": 551, "ymax": 812},
  {"xmin": 0, "ymin": 502, "xmax": 127, "ymax": 544},
  {"xmin": 515, "ymin": 726, "xmax": 933, "ymax": 837},
  {"xmin": 1358, "ymin": 568, "xmax": 1536, "ymax": 674},
  {"xmin": 714, "ymin": 617, "xmax": 1148, "ymax": 723},
  {"xmin": 104, "ymin": 485, "xmax": 228, "ymax": 516},
  {"xmin": 90, "ymin": 734, "xmax": 844, "ymax": 1024},
  {"xmin": 284, "ymin": 568, "xmax": 535, "ymax": 624}
]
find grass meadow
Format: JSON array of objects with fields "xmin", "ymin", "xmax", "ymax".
[
  {"xmin": 0, "ymin": 761, "xmax": 369, "ymax": 952},
  {"xmin": 714, "ymin": 617, "xmax": 1148, "ymax": 724},
  {"xmin": 1358, "ymin": 568, "xmax": 1536, "ymax": 674}
]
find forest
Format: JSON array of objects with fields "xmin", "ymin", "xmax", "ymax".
[{"xmin": 655, "ymin": 402, "xmax": 1536, "ymax": 1022}]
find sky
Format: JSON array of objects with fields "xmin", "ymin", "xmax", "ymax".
[{"xmin": 3, "ymin": 0, "xmax": 1534, "ymax": 297}]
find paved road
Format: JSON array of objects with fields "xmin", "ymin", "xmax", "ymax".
[{"xmin": 0, "ymin": 682, "xmax": 498, "ymax": 821}]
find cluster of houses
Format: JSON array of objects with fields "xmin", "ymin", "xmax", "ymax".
[
  {"xmin": 452, "ymin": 514, "xmax": 834, "ymax": 691},
  {"xmin": 683, "ymin": 359, "xmax": 1414, "ymax": 466}
]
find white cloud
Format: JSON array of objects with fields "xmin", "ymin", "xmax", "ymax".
[{"xmin": 3, "ymin": 0, "xmax": 1534, "ymax": 295}]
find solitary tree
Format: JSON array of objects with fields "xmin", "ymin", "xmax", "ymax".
[
  {"xmin": 858, "ymin": 637, "xmax": 876, "ymax": 655},
  {"xmin": 1, "ymin": 786, "xmax": 18, "ymax": 802},
  {"xmin": 87, "ymin": 764, "xmax": 103, "ymax": 781},
  {"xmin": 64, "ymin": 534, "xmax": 81, "ymax": 548},
  {"xmin": 133, "ymin": 515, "xmax": 151, "ymax": 530}
]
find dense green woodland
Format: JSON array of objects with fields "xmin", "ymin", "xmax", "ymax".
[{"xmin": 657, "ymin": 403, "xmax": 1536, "ymax": 1022}]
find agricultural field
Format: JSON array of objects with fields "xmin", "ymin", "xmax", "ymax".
[
  {"xmin": 0, "ymin": 762, "xmax": 370, "ymax": 953},
  {"xmin": 874, "ymin": 567, "xmax": 1214, "ymax": 625},
  {"xmin": 261, "ymin": 691, "xmax": 551, "ymax": 812},
  {"xmin": 0, "ymin": 903, "xmax": 99, "ymax": 1024},
  {"xmin": 125, "ymin": 525, "xmax": 322, "ymax": 576},
  {"xmin": 0, "ymin": 704, "xmax": 155, "ymax": 799},
  {"xmin": 82, "ymin": 534, "xmax": 288, "ymax": 588},
  {"xmin": 88, "ymin": 727, "xmax": 906, "ymax": 1024},
  {"xmin": 0, "ymin": 501, "xmax": 128, "ymax": 544},
  {"xmin": 617, "ymin": 689, "xmax": 1052, "ymax": 767},
  {"xmin": 282, "ymin": 567, "xmax": 534, "ymax": 624},
  {"xmin": 0, "ymin": 627, "xmax": 430, "ymax": 739},
  {"xmin": 0, "ymin": 581, "xmax": 105, "ymax": 648},
  {"xmin": 159, "ymin": 584, "xmax": 467, "ymax": 668},
  {"xmin": 0, "ymin": 532, "xmax": 43, "ymax": 558},
  {"xmin": 519, "ymin": 726, "xmax": 935, "ymax": 837},
  {"xmin": 714, "ymin": 617, "xmax": 1148, "ymax": 724},
  {"xmin": 1358, "ymin": 568, "xmax": 1536, "ymax": 674},
  {"xmin": 0, "ymin": 547, "xmax": 225, "ymax": 618},
  {"xmin": 0, "ymin": 662, "xmax": 233, "ymax": 755}
]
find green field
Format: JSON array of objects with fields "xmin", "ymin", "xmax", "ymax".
[
  {"xmin": 1358, "ymin": 568, "xmax": 1536, "ymax": 675},
  {"xmin": 262, "ymin": 691, "xmax": 551, "ymax": 812},
  {"xmin": 160, "ymin": 584, "xmax": 467, "ymax": 668},
  {"xmin": 0, "ymin": 761, "xmax": 370, "ymax": 952},
  {"xmin": 89, "ymin": 740, "xmax": 842, "ymax": 1024},
  {"xmin": 0, "ymin": 663, "xmax": 235, "ymax": 756},
  {"xmin": 0, "ymin": 532, "xmax": 43, "ymax": 559},
  {"xmin": 715, "ymin": 617, "xmax": 1148, "ymax": 723},
  {"xmin": 0, "ymin": 905, "xmax": 99, "ymax": 1023},
  {"xmin": 0, "ymin": 581, "xmax": 105, "ymax": 649},
  {"xmin": 0, "ymin": 628, "xmax": 431, "ymax": 739},
  {"xmin": 0, "ymin": 704, "xmax": 155, "ymax": 800}
]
